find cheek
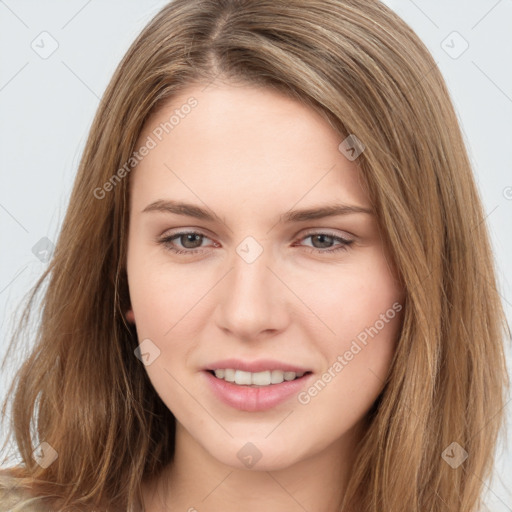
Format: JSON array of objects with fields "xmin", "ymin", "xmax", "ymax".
[
  {"xmin": 126, "ymin": 242, "xmax": 205, "ymax": 337},
  {"xmin": 294, "ymin": 251, "xmax": 403, "ymax": 425},
  {"xmin": 126, "ymin": 251, "xmax": 205, "ymax": 415},
  {"xmin": 296, "ymin": 303, "xmax": 402, "ymax": 440},
  {"xmin": 293, "ymin": 247, "xmax": 403, "ymax": 346},
  {"xmin": 295, "ymin": 248, "xmax": 402, "ymax": 385}
]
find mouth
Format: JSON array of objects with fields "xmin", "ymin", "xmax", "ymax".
[
  {"xmin": 206, "ymin": 368, "xmax": 313, "ymax": 387},
  {"xmin": 203, "ymin": 366, "xmax": 314, "ymax": 412}
]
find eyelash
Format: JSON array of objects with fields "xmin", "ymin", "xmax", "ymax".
[{"xmin": 158, "ymin": 230, "xmax": 354, "ymax": 256}]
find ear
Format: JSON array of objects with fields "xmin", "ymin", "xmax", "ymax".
[{"xmin": 125, "ymin": 309, "xmax": 136, "ymax": 324}]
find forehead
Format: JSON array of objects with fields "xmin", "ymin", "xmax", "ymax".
[{"xmin": 130, "ymin": 82, "xmax": 369, "ymax": 214}]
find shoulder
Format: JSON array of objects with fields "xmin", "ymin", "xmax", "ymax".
[{"xmin": 0, "ymin": 469, "xmax": 49, "ymax": 511}]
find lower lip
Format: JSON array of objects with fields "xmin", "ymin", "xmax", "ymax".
[{"xmin": 203, "ymin": 371, "xmax": 313, "ymax": 412}]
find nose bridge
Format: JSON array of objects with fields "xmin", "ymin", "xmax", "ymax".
[
  {"xmin": 216, "ymin": 236, "xmax": 286, "ymax": 337},
  {"xmin": 230, "ymin": 236, "xmax": 274, "ymax": 307}
]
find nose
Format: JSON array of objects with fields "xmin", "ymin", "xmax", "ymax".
[{"xmin": 214, "ymin": 243, "xmax": 290, "ymax": 341}]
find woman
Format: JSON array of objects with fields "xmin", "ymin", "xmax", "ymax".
[{"xmin": 0, "ymin": 0, "xmax": 509, "ymax": 510}]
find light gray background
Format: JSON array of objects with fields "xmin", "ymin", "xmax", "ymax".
[{"xmin": 0, "ymin": 1, "xmax": 511, "ymax": 510}]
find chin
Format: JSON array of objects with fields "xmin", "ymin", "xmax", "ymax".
[{"xmin": 203, "ymin": 436, "xmax": 308, "ymax": 472}]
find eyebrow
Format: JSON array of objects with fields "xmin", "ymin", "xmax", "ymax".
[{"xmin": 142, "ymin": 199, "xmax": 373, "ymax": 223}]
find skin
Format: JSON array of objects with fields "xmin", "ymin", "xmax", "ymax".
[{"xmin": 125, "ymin": 79, "xmax": 405, "ymax": 511}]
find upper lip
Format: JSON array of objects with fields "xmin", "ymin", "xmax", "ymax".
[{"xmin": 204, "ymin": 359, "xmax": 312, "ymax": 374}]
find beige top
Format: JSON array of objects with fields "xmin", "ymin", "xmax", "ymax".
[
  {"xmin": 0, "ymin": 472, "xmax": 48, "ymax": 511},
  {"xmin": 0, "ymin": 472, "xmax": 139, "ymax": 511}
]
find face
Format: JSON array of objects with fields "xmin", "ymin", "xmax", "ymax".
[{"xmin": 125, "ymin": 80, "xmax": 404, "ymax": 471}]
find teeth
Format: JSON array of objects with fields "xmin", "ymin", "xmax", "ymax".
[
  {"xmin": 223, "ymin": 369, "xmax": 235, "ymax": 382},
  {"xmin": 251, "ymin": 371, "xmax": 271, "ymax": 386},
  {"xmin": 270, "ymin": 370, "xmax": 284, "ymax": 384},
  {"xmin": 234, "ymin": 370, "xmax": 252, "ymax": 385},
  {"xmin": 212, "ymin": 369, "xmax": 306, "ymax": 386}
]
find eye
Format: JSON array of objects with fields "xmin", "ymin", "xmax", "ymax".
[
  {"xmin": 157, "ymin": 230, "xmax": 354, "ymax": 256},
  {"xmin": 296, "ymin": 231, "xmax": 354, "ymax": 254},
  {"xmin": 158, "ymin": 231, "xmax": 215, "ymax": 255}
]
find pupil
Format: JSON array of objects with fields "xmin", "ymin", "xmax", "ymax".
[
  {"xmin": 313, "ymin": 234, "xmax": 333, "ymax": 248},
  {"xmin": 183, "ymin": 234, "xmax": 201, "ymax": 248}
]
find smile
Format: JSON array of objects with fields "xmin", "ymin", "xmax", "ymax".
[
  {"xmin": 210, "ymin": 369, "xmax": 308, "ymax": 386},
  {"xmin": 203, "ymin": 370, "xmax": 313, "ymax": 412}
]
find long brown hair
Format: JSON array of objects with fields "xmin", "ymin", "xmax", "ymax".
[{"xmin": 1, "ymin": 0, "xmax": 509, "ymax": 510}]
